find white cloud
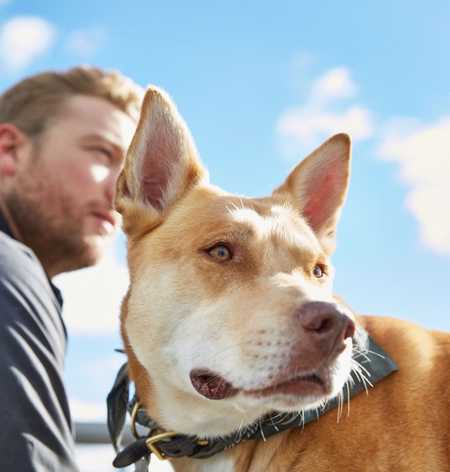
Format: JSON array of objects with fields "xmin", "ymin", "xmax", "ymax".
[
  {"xmin": 0, "ymin": 16, "xmax": 56, "ymax": 72},
  {"xmin": 55, "ymin": 238, "xmax": 129, "ymax": 336},
  {"xmin": 276, "ymin": 66, "xmax": 374, "ymax": 159},
  {"xmin": 278, "ymin": 104, "xmax": 373, "ymax": 154},
  {"xmin": 66, "ymin": 27, "xmax": 107, "ymax": 58},
  {"xmin": 0, "ymin": 0, "xmax": 12, "ymax": 6},
  {"xmin": 377, "ymin": 117, "xmax": 450, "ymax": 254},
  {"xmin": 310, "ymin": 67, "xmax": 357, "ymax": 104}
]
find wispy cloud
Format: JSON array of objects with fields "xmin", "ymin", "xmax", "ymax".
[
  {"xmin": 310, "ymin": 67, "xmax": 357, "ymax": 104},
  {"xmin": 66, "ymin": 27, "xmax": 107, "ymax": 58},
  {"xmin": 55, "ymin": 238, "xmax": 129, "ymax": 336},
  {"xmin": 377, "ymin": 117, "xmax": 450, "ymax": 254},
  {"xmin": 276, "ymin": 67, "xmax": 374, "ymax": 159},
  {"xmin": 0, "ymin": 16, "xmax": 56, "ymax": 73},
  {"xmin": 278, "ymin": 57, "xmax": 449, "ymax": 256}
]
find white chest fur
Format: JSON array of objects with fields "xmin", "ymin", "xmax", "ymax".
[{"xmin": 171, "ymin": 454, "xmax": 235, "ymax": 472}]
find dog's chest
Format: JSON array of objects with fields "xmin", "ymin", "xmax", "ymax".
[{"xmin": 172, "ymin": 454, "xmax": 235, "ymax": 472}]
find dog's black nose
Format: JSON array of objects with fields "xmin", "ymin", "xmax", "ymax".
[{"xmin": 297, "ymin": 301, "xmax": 355, "ymax": 345}]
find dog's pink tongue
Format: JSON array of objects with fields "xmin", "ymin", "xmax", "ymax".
[{"xmin": 190, "ymin": 369, "xmax": 238, "ymax": 400}]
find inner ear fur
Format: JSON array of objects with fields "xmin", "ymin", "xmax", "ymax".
[
  {"xmin": 115, "ymin": 86, "xmax": 208, "ymax": 236},
  {"xmin": 273, "ymin": 133, "xmax": 351, "ymax": 254}
]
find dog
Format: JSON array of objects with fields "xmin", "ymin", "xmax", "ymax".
[{"xmin": 114, "ymin": 86, "xmax": 450, "ymax": 471}]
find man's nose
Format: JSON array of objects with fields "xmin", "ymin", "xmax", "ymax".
[
  {"xmin": 296, "ymin": 301, "xmax": 355, "ymax": 351},
  {"xmin": 105, "ymin": 170, "xmax": 120, "ymax": 207}
]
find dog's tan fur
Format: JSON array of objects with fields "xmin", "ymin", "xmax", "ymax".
[{"xmin": 116, "ymin": 87, "xmax": 450, "ymax": 471}]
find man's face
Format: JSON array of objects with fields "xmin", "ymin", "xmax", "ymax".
[{"xmin": 6, "ymin": 95, "xmax": 136, "ymax": 275}]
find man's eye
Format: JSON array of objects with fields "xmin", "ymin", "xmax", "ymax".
[
  {"xmin": 91, "ymin": 147, "xmax": 113, "ymax": 160},
  {"xmin": 207, "ymin": 244, "xmax": 233, "ymax": 262}
]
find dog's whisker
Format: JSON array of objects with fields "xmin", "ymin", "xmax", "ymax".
[
  {"xmin": 345, "ymin": 380, "xmax": 351, "ymax": 418},
  {"xmin": 347, "ymin": 369, "xmax": 357, "ymax": 387},
  {"xmin": 352, "ymin": 350, "xmax": 372, "ymax": 364},
  {"xmin": 350, "ymin": 359, "xmax": 363, "ymax": 378},
  {"xmin": 336, "ymin": 390, "xmax": 343, "ymax": 423},
  {"xmin": 272, "ymin": 412, "xmax": 286, "ymax": 424},
  {"xmin": 364, "ymin": 349, "xmax": 386, "ymax": 359},
  {"xmin": 352, "ymin": 364, "xmax": 373, "ymax": 393},
  {"xmin": 280, "ymin": 412, "xmax": 294, "ymax": 426},
  {"xmin": 269, "ymin": 413, "xmax": 280, "ymax": 432},
  {"xmin": 299, "ymin": 409, "xmax": 305, "ymax": 429},
  {"xmin": 235, "ymin": 417, "xmax": 245, "ymax": 443},
  {"xmin": 350, "ymin": 360, "xmax": 374, "ymax": 395},
  {"xmin": 259, "ymin": 417, "xmax": 267, "ymax": 442},
  {"xmin": 352, "ymin": 359, "xmax": 372, "ymax": 378}
]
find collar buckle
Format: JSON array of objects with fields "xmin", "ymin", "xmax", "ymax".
[{"xmin": 145, "ymin": 431, "xmax": 179, "ymax": 461}]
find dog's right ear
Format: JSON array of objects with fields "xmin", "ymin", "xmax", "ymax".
[
  {"xmin": 273, "ymin": 133, "xmax": 351, "ymax": 255},
  {"xmin": 115, "ymin": 86, "xmax": 208, "ymax": 233}
]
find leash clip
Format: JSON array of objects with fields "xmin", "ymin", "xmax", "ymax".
[
  {"xmin": 129, "ymin": 400, "xmax": 209, "ymax": 462},
  {"xmin": 145, "ymin": 431, "xmax": 179, "ymax": 461}
]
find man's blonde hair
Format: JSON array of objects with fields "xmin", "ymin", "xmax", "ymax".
[{"xmin": 0, "ymin": 66, "xmax": 143, "ymax": 137}]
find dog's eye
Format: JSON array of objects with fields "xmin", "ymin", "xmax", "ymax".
[
  {"xmin": 207, "ymin": 244, "xmax": 232, "ymax": 262},
  {"xmin": 313, "ymin": 264, "xmax": 326, "ymax": 278}
]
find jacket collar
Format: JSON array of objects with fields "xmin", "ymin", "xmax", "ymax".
[
  {"xmin": 0, "ymin": 209, "xmax": 14, "ymax": 239},
  {"xmin": 0, "ymin": 208, "xmax": 64, "ymax": 309}
]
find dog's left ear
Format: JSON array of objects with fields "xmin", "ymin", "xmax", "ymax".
[
  {"xmin": 115, "ymin": 86, "xmax": 208, "ymax": 234},
  {"xmin": 273, "ymin": 133, "xmax": 351, "ymax": 254}
]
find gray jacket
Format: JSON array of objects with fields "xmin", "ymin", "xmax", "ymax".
[{"xmin": 0, "ymin": 214, "xmax": 79, "ymax": 471}]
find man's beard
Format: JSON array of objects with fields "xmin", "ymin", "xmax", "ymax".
[{"xmin": 5, "ymin": 161, "xmax": 103, "ymax": 275}]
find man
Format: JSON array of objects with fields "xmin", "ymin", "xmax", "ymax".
[{"xmin": 0, "ymin": 66, "xmax": 143, "ymax": 471}]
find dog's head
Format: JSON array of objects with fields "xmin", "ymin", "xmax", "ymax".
[{"xmin": 116, "ymin": 87, "xmax": 362, "ymax": 437}]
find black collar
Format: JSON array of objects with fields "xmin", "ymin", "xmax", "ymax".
[{"xmin": 107, "ymin": 336, "xmax": 398, "ymax": 469}]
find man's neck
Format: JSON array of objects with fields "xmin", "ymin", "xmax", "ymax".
[
  {"xmin": 0, "ymin": 197, "xmax": 58, "ymax": 279},
  {"xmin": 0, "ymin": 197, "xmax": 24, "ymax": 243}
]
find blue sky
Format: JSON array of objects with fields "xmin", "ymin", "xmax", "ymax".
[{"xmin": 1, "ymin": 1, "xmax": 449, "ymax": 469}]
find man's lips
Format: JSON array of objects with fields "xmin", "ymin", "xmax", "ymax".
[
  {"xmin": 92, "ymin": 210, "xmax": 116, "ymax": 226},
  {"xmin": 189, "ymin": 369, "xmax": 326, "ymax": 400},
  {"xmin": 91, "ymin": 210, "xmax": 117, "ymax": 234}
]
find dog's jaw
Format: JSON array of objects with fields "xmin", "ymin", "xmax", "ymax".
[
  {"xmin": 125, "ymin": 267, "xmax": 356, "ymax": 438},
  {"xmin": 126, "ymin": 334, "xmax": 354, "ymax": 439},
  {"xmin": 122, "ymin": 187, "xmax": 357, "ymax": 438},
  {"xmin": 116, "ymin": 86, "xmax": 355, "ymax": 445}
]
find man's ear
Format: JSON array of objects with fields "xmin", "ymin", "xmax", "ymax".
[
  {"xmin": 115, "ymin": 86, "xmax": 208, "ymax": 234},
  {"xmin": 0, "ymin": 124, "xmax": 25, "ymax": 177},
  {"xmin": 273, "ymin": 133, "xmax": 351, "ymax": 255}
]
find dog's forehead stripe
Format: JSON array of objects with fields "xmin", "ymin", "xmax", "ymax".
[{"xmin": 228, "ymin": 205, "xmax": 318, "ymax": 250}]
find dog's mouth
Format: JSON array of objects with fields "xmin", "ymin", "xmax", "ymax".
[
  {"xmin": 190, "ymin": 369, "xmax": 327, "ymax": 401},
  {"xmin": 190, "ymin": 369, "xmax": 238, "ymax": 400},
  {"xmin": 244, "ymin": 372, "xmax": 326, "ymax": 398}
]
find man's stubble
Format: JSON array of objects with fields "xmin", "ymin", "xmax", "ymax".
[{"xmin": 5, "ymin": 150, "xmax": 103, "ymax": 275}]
